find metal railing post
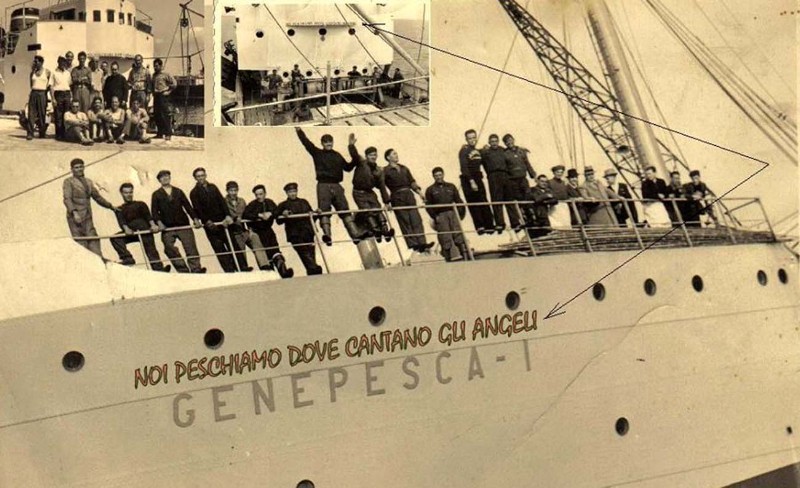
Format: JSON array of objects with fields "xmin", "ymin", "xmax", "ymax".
[
  {"xmin": 755, "ymin": 198, "xmax": 777, "ymax": 242},
  {"xmin": 452, "ymin": 203, "xmax": 475, "ymax": 261},
  {"xmin": 669, "ymin": 199, "xmax": 692, "ymax": 247},
  {"xmin": 569, "ymin": 200, "xmax": 592, "ymax": 252},
  {"xmin": 382, "ymin": 208, "xmax": 407, "ymax": 267},
  {"xmin": 715, "ymin": 200, "xmax": 737, "ymax": 244},
  {"xmin": 137, "ymin": 233, "xmax": 151, "ymax": 270},
  {"xmin": 224, "ymin": 226, "xmax": 242, "ymax": 272},
  {"xmin": 621, "ymin": 199, "xmax": 644, "ymax": 250},
  {"xmin": 309, "ymin": 213, "xmax": 330, "ymax": 274},
  {"xmin": 515, "ymin": 202, "xmax": 536, "ymax": 256}
]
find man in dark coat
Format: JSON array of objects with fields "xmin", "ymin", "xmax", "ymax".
[
  {"xmin": 276, "ymin": 183, "xmax": 323, "ymax": 276},
  {"xmin": 566, "ymin": 168, "xmax": 587, "ymax": 225},
  {"xmin": 295, "ymin": 127, "xmax": 369, "ymax": 245},
  {"xmin": 102, "ymin": 62, "xmax": 128, "ymax": 109},
  {"xmin": 503, "ymin": 133, "xmax": 537, "ymax": 231},
  {"xmin": 424, "ymin": 167, "xmax": 470, "ymax": 262},
  {"xmin": 459, "ymin": 129, "xmax": 495, "ymax": 235},
  {"xmin": 480, "ymin": 133, "xmax": 516, "ymax": 232},
  {"xmin": 243, "ymin": 184, "xmax": 294, "ymax": 278},
  {"xmin": 189, "ymin": 167, "xmax": 238, "ymax": 273},
  {"xmin": 529, "ymin": 175, "xmax": 558, "ymax": 238},
  {"xmin": 665, "ymin": 171, "xmax": 689, "ymax": 226},
  {"xmin": 603, "ymin": 168, "xmax": 638, "ymax": 227},
  {"xmin": 111, "ymin": 182, "xmax": 170, "ymax": 271},
  {"xmin": 683, "ymin": 169, "xmax": 717, "ymax": 228},
  {"xmin": 347, "ymin": 133, "xmax": 395, "ymax": 242},
  {"xmin": 150, "ymin": 170, "xmax": 205, "ymax": 273}
]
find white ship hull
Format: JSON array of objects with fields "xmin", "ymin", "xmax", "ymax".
[{"xmin": 0, "ymin": 241, "xmax": 797, "ymax": 487}]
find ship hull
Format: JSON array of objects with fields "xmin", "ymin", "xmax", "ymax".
[{"xmin": 0, "ymin": 243, "xmax": 798, "ymax": 487}]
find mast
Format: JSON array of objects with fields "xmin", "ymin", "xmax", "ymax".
[{"xmin": 585, "ymin": 0, "xmax": 668, "ymax": 177}]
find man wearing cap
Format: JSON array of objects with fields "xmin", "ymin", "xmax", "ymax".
[
  {"xmin": 424, "ymin": 167, "xmax": 470, "ymax": 262},
  {"xmin": 243, "ymin": 184, "xmax": 294, "ymax": 278},
  {"xmin": 459, "ymin": 129, "xmax": 494, "ymax": 235},
  {"xmin": 380, "ymin": 148, "xmax": 435, "ymax": 252},
  {"xmin": 63, "ymin": 158, "xmax": 118, "ymax": 257},
  {"xmin": 603, "ymin": 168, "xmax": 638, "ymax": 228},
  {"xmin": 150, "ymin": 170, "xmax": 205, "ymax": 273},
  {"xmin": 503, "ymin": 133, "xmax": 537, "ymax": 230},
  {"xmin": 50, "ymin": 56, "xmax": 72, "ymax": 141},
  {"xmin": 565, "ymin": 168, "xmax": 587, "ymax": 225},
  {"xmin": 190, "ymin": 168, "xmax": 238, "ymax": 273},
  {"xmin": 665, "ymin": 171, "xmax": 689, "ymax": 226},
  {"xmin": 276, "ymin": 183, "xmax": 323, "ymax": 276},
  {"xmin": 683, "ymin": 170, "xmax": 716, "ymax": 227},
  {"xmin": 641, "ymin": 166, "xmax": 671, "ymax": 228},
  {"xmin": 295, "ymin": 127, "xmax": 369, "ymax": 246},
  {"xmin": 547, "ymin": 165, "xmax": 572, "ymax": 230},
  {"xmin": 529, "ymin": 174, "xmax": 559, "ymax": 238},
  {"xmin": 224, "ymin": 180, "xmax": 266, "ymax": 272},
  {"xmin": 480, "ymin": 133, "xmax": 517, "ymax": 232},
  {"xmin": 347, "ymin": 133, "xmax": 395, "ymax": 242},
  {"xmin": 579, "ymin": 166, "xmax": 618, "ymax": 227},
  {"xmin": 110, "ymin": 182, "xmax": 170, "ymax": 272}
]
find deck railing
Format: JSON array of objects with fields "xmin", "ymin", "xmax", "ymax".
[{"xmin": 70, "ymin": 196, "xmax": 783, "ymax": 275}]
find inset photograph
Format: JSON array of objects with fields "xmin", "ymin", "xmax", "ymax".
[
  {"xmin": 217, "ymin": 0, "xmax": 430, "ymax": 127},
  {"xmin": 0, "ymin": 0, "xmax": 205, "ymax": 150}
]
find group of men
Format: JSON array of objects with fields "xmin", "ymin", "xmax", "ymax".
[
  {"xmin": 261, "ymin": 65, "xmax": 406, "ymax": 105},
  {"xmin": 26, "ymin": 52, "xmax": 176, "ymax": 144}
]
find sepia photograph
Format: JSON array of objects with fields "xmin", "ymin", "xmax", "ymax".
[
  {"xmin": 216, "ymin": 0, "xmax": 430, "ymax": 127},
  {"xmin": 0, "ymin": 0, "xmax": 205, "ymax": 150},
  {"xmin": 0, "ymin": 0, "xmax": 799, "ymax": 487}
]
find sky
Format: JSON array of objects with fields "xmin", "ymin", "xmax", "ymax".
[{"xmin": 0, "ymin": 0, "xmax": 796, "ymax": 275}]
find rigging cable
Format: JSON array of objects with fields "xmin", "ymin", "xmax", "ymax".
[
  {"xmin": 264, "ymin": 5, "xmax": 325, "ymax": 78},
  {"xmin": 415, "ymin": 3, "xmax": 426, "ymax": 69},
  {"xmin": 335, "ymin": 5, "xmax": 380, "ymax": 67}
]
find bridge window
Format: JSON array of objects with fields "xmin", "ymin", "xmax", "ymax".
[
  {"xmin": 62, "ymin": 351, "xmax": 85, "ymax": 372},
  {"xmin": 778, "ymin": 268, "xmax": 788, "ymax": 284},
  {"xmin": 119, "ymin": 12, "xmax": 124, "ymax": 25},
  {"xmin": 106, "ymin": 9, "xmax": 114, "ymax": 23},
  {"xmin": 78, "ymin": 11, "xmax": 85, "ymax": 21},
  {"xmin": 93, "ymin": 10, "xmax": 100, "ymax": 22},
  {"xmin": 127, "ymin": 13, "xmax": 133, "ymax": 25}
]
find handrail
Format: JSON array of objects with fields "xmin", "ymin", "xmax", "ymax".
[
  {"xmin": 68, "ymin": 196, "xmax": 777, "ymax": 274},
  {"xmin": 225, "ymin": 75, "xmax": 430, "ymax": 114}
]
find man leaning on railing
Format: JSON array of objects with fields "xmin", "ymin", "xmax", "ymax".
[
  {"xmin": 63, "ymin": 158, "xmax": 118, "ymax": 258},
  {"xmin": 111, "ymin": 182, "xmax": 170, "ymax": 272}
]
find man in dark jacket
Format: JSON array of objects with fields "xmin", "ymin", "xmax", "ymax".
[
  {"xmin": 111, "ymin": 183, "xmax": 169, "ymax": 271},
  {"xmin": 603, "ymin": 168, "xmax": 638, "ymax": 227},
  {"xmin": 683, "ymin": 169, "xmax": 717, "ymax": 228},
  {"xmin": 276, "ymin": 182, "xmax": 323, "ymax": 276},
  {"xmin": 189, "ymin": 167, "xmax": 238, "ymax": 273},
  {"xmin": 150, "ymin": 170, "xmax": 205, "ymax": 273},
  {"xmin": 347, "ymin": 133, "xmax": 394, "ymax": 242},
  {"xmin": 425, "ymin": 167, "xmax": 470, "ymax": 262},
  {"xmin": 459, "ymin": 129, "xmax": 494, "ymax": 235},
  {"xmin": 529, "ymin": 175, "xmax": 558, "ymax": 238},
  {"xmin": 102, "ymin": 62, "xmax": 128, "ymax": 109},
  {"xmin": 665, "ymin": 171, "xmax": 689, "ymax": 226},
  {"xmin": 480, "ymin": 133, "xmax": 517, "ymax": 232},
  {"xmin": 243, "ymin": 184, "xmax": 294, "ymax": 278},
  {"xmin": 503, "ymin": 133, "xmax": 537, "ymax": 230},
  {"xmin": 295, "ymin": 127, "xmax": 369, "ymax": 245}
]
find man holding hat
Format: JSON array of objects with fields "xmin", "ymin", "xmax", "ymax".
[
  {"xmin": 424, "ymin": 167, "xmax": 470, "ymax": 262},
  {"xmin": 63, "ymin": 158, "xmax": 118, "ymax": 257},
  {"xmin": 276, "ymin": 182, "xmax": 323, "ymax": 276},
  {"xmin": 347, "ymin": 133, "xmax": 395, "ymax": 242},
  {"xmin": 150, "ymin": 170, "xmax": 205, "ymax": 273},
  {"xmin": 603, "ymin": 168, "xmax": 638, "ymax": 227},
  {"xmin": 547, "ymin": 165, "xmax": 572, "ymax": 229},
  {"xmin": 295, "ymin": 127, "xmax": 369, "ymax": 246},
  {"xmin": 578, "ymin": 166, "xmax": 617, "ymax": 227}
]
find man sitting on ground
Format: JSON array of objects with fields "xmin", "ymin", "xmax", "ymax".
[
  {"xmin": 124, "ymin": 98, "xmax": 151, "ymax": 143},
  {"xmin": 63, "ymin": 100, "xmax": 94, "ymax": 146}
]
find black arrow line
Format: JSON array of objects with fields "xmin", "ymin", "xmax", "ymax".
[{"xmin": 366, "ymin": 24, "xmax": 773, "ymax": 319}]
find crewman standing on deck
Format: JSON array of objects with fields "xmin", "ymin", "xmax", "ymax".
[
  {"xmin": 63, "ymin": 158, "xmax": 117, "ymax": 257},
  {"xmin": 503, "ymin": 133, "xmax": 537, "ymax": 231},
  {"xmin": 459, "ymin": 129, "xmax": 495, "ymax": 235},
  {"xmin": 380, "ymin": 148, "xmax": 434, "ymax": 252},
  {"xmin": 243, "ymin": 184, "xmax": 294, "ymax": 278},
  {"xmin": 347, "ymin": 133, "xmax": 395, "ymax": 242},
  {"xmin": 424, "ymin": 167, "xmax": 470, "ymax": 262},
  {"xmin": 547, "ymin": 165, "xmax": 572, "ymax": 229},
  {"xmin": 480, "ymin": 133, "xmax": 516, "ymax": 232},
  {"xmin": 276, "ymin": 182, "xmax": 323, "ymax": 276},
  {"xmin": 189, "ymin": 168, "xmax": 238, "ymax": 273},
  {"xmin": 295, "ymin": 127, "xmax": 370, "ymax": 246}
]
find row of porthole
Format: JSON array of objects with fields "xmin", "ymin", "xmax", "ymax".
[
  {"xmin": 60, "ymin": 268, "xmax": 791, "ymax": 371},
  {"xmin": 256, "ymin": 27, "xmax": 361, "ymax": 39}
]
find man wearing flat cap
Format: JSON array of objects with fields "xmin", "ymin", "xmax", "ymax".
[
  {"xmin": 565, "ymin": 168, "xmax": 587, "ymax": 225},
  {"xmin": 547, "ymin": 165, "xmax": 572, "ymax": 229},
  {"xmin": 276, "ymin": 183, "xmax": 323, "ymax": 276},
  {"xmin": 150, "ymin": 169, "xmax": 205, "ymax": 273},
  {"xmin": 578, "ymin": 166, "xmax": 618, "ymax": 227},
  {"xmin": 502, "ymin": 133, "xmax": 537, "ymax": 231},
  {"xmin": 683, "ymin": 169, "xmax": 716, "ymax": 227},
  {"xmin": 603, "ymin": 168, "xmax": 638, "ymax": 228},
  {"xmin": 63, "ymin": 158, "xmax": 118, "ymax": 257},
  {"xmin": 347, "ymin": 133, "xmax": 394, "ymax": 242},
  {"xmin": 458, "ymin": 129, "xmax": 494, "ymax": 235}
]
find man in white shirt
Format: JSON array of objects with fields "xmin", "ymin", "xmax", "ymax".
[
  {"xmin": 50, "ymin": 55, "xmax": 73, "ymax": 141},
  {"xmin": 63, "ymin": 100, "xmax": 94, "ymax": 146}
]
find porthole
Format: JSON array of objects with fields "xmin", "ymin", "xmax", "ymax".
[
  {"xmin": 348, "ymin": 28, "xmax": 356, "ymax": 35},
  {"xmin": 691, "ymin": 275, "xmax": 704, "ymax": 292},
  {"xmin": 334, "ymin": 69, "xmax": 341, "ymax": 75},
  {"xmin": 361, "ymin": 68, "xmax": 368, "ymax": 74},
  {"xmin": 592, "ymin": 283, "xmax": 605, "ymax": 301},
  {"xmin": 287, "ymin": 28, "xmax": 295, "ymax": 36},
  {"xmin": 368, "ymin": 306, "xmax": 386, "ymax": 326},
  {"xmin": 297, "ymin": 481, "xmax": 315, "ymax": 488},
  {"xmin": 615, "ymin": 417, "xmax": 629, "ymax": 436},
  {"xmin": 505, "ymin": 291, "xmax": 520, "ymax": 310},
  {"xmin": 282, "ymin": 71, "xmax": 289, "ymax": 78},
  {"xmin": 757, "ymin": 270, "xmax": 767, "ymax": 286},
  {"xmin": 305, "ymin": 70, "xmax": 312, "ymax": 77},
  {"xmin": 778, "ymin": 268, "xmax": 788, "ymax": 284},
  {"xmin": 643, "ymin": 279, "xmax": 657, "ymax": 296},
  {"xmin": 318, "ymin": 28, "xmax": 327, "ymax": 36},
  {"xmin": 255, "ymin": 30, "xmax": 264, "ymax": 39},
  {"xmin": 62, "ymin": 351, "xmax": 85, "ymax": 372},
  {"xmin": 204, "ymin": 328, "xmax": 224, "ymax": 349}
]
